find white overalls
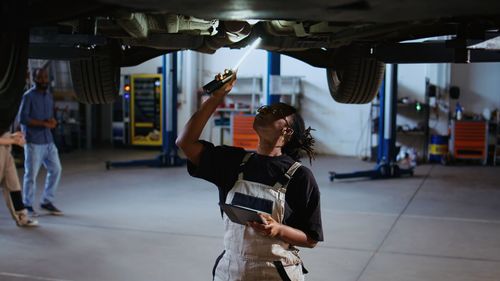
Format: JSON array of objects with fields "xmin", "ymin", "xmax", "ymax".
[{"xmin": 214, "ymin": 153, "xmax": 306, "ymax": 281}]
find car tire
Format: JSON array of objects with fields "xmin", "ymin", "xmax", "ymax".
[
  {"xmin": 0, "ymin": 30, "xmax": 28, "ymax": 133},
  {"xmin": 326, "ymin": 46, "xmax": 385, "ymax": 104},
  {"xmin": 70, "ymin": 55, "xmax": 120, "ymax": 104}
]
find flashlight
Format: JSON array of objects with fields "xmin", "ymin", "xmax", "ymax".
[
  {"xmin": 202, "ymin": 37, "xmax": 262, "ymax": 94},
  {"xmin": 202, "ymin": 69, "xmax": 235, "ymax": 94}
]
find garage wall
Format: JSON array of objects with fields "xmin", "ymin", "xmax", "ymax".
[
  {"xmin": 396, "ymin": 62, "xmax": 500, "ymax": 160},
  {"xmin": 119, "ymin": 55, "xmax": 500, "ymax": 157},
  {"xmin": 200, "ymin": 50, "xmax": 374, "ymax": 156},
  {"xmin": 450, "ymin": 63, "xmax": 500, "ymax": 116},
  {"xmin": 280, "ymin": 56, "xmax": 371, "ymax": 156},
  {"xmin": 400, "ymin": 62, "xmax": 500, "ymax": 139},
  {"xmin": 177, "ymin": 51, "xmax": 201, "ymax": 139},
  {"xmin": 199, "ymin": 48, "xmax": 267, "ymax": 143},
  {"xmin": 425, "ymin": 63, "xmax": 451, "ymax": 136},
  {"xmin": 120, "ymin": 51, "xmax": 377, "ymax": 156},
  {"xmin": 201, "ymin": 48, "xmax": 268, "ymax": 83}
]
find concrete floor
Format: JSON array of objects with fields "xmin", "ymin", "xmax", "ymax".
[{"xmin": 1, "ymin": 149, "xmax": 500, "ymax": 281}]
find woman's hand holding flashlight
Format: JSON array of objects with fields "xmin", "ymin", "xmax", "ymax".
[{"xmin": 212, "ymin": 71, "xmax": 237, "ymax": 100}]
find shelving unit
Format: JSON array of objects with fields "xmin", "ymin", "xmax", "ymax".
[
  {"xmin": 370, "ymin": 92, "xmax": 430, "ymax": 163},
  {"xmin": 269, "ymin": 75, "xmax": 302, "ymax": 108},
  {"xmin": 210, "ymin": 76, "xmax": 302, "ymax": 147},
  {"xmin": 211, "ymin": 77, "xmax": 263, "ymax": 146},
  {"xmin": 212, "ymin": 75, "xmax": 302, "ymax": 149},
  {"xmin": 230, "ymin": 76, "xmax": 263, "ymax": 112}
]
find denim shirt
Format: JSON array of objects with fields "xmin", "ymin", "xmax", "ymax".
[{"xmin": 19, "ymin": 88, "xmax": 54, "ymax": 144}]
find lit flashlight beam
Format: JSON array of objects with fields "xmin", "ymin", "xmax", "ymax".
[
  {"xmin": 201, "ymin": 37, "xmax": 262, "ymax": 94},
  {"xmin": 232, "ymin": 37, "xmax": 262, "ymax": 71}
]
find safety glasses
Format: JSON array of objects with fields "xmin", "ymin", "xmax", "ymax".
[{"xmin": 257, "ymin": 105, "xmax": 291, "ymax": 128}]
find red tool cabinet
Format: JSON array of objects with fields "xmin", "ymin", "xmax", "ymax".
[{"xmin": 450, "ymin": 120, "xmax": 488, "ymax": 164}]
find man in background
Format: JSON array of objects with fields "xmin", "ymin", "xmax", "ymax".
[{"xmin": 19, "ymin": 68, "xmax": 63, "ymax": 216}]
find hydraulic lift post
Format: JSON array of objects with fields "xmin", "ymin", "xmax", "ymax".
[
  {"xmin": 329, "ymin": 64, "xmax": 414, "ymax": 181},
  {"xmin": 106, "ymin": 52, "xmax": 184, "ymax": 169},
  {"xmin": 267, "ymin": 51, "xmax": 281, "ymax": 105}
]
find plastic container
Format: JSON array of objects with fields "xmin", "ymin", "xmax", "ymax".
[{"xmin": 455, "ymin": 102, "xmax": 463, "ymax": 120}]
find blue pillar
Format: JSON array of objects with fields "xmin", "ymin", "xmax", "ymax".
[
  {"xmin": 162, "ymin": 52, "xmax": 179, "ymax": 158},
  {"xmin": 388, "ymin": 64, "xmax": 398, "ymax": 163},
  {"xmin": 377, "ymin": 79, "xmax": 385, "ymax": 165},
  {"xmin": 170, "ymin": 52, "xmax": 179, "ymax": 156},
  {"xmin": 267, "ymin": 52, "xmax": 281, "ymax": 105},
  {"xmin": 380, "ymin": 64, "xmax": 398, "ymax": 164},
  {"xmin": 162, "ymin": 54, "xmax": 168, "ymax": 154}
]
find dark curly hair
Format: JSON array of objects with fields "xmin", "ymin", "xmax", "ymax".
[
  {"xmin": 282, "ymin": 111, "xmax": 316, "ymax": 164},
  {"xmin": 255, "ymin": 102, "xmax": 316, "ymax": 163}
]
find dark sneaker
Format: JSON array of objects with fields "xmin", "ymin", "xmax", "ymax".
[
  {"xmin": 40, "ymin": 202, "xmax": 64, "ymax": 216},
  {"xmin": 25, "ymin": 206, "xmax": 39, "ymax": 217}
]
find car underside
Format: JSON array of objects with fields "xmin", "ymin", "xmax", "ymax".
[{"xmin": 2, "ymin": 0, "xmax": 500, "ymax": 132}]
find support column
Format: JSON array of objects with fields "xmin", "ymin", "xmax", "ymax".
[
  {"xmin": 267, "ymin": 52, "xmax": 281, "ymax": 105},
  {"xmin": 162, "ymin": 52, "xmax": 180, "ymax": 163},
  {"xmin": 382, "ymin": 64, "xmax": 398, "ymax": 164}
]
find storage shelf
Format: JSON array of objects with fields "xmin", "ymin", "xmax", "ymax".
[
  {"xmin": 230, "ymin": 92, "xmax": 263, "ymax": 96},
  {"xmin": 370, "ymin": 92, "xmax": 430, "ymax": 163},
  {"xmin": 216, "ymin": 108, "xmax": 252, "ymax": 113},
  {"xmin": 208, "ymin": 75, "xmax": 302, "ymax": 147},
  {"xmin": 397, "ymin": 130, "xmax": 426, "ymax": 135}
]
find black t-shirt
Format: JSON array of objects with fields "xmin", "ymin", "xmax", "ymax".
[{"xmin": 187, "ymin": 140, "xmax": 323, "ymax": 242}]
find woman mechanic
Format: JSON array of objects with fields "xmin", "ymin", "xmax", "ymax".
[{"xmin": 176, "ymin": 75, "xmax": 323, "ymax": 281}]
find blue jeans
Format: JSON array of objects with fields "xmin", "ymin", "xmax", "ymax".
[{"xmin": 23, "ymin": 143, "xmax": 62, "ymax": 207}]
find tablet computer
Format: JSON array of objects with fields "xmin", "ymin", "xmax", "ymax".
[{"xmin": 219, "ymin": 203, "xmax": 265, "ymax": 225}]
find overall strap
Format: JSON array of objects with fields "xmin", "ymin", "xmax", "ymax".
[
  {"xmin": 237, "ymin": 153, "xmax": 253, "ymax": 180},
  {"xmin": 273, "ymin": 162, "xmax": 302, "ymax": 193}
]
